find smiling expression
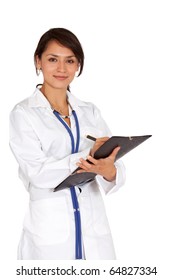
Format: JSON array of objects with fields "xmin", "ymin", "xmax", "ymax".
[{"xmin": 36, "ymin": 40, "xmax": 79, "ymax": 91}]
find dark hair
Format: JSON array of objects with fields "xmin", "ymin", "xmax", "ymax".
[{"xmin": 34, "ymin": 28, "xmax": 84, "ymax": 77}]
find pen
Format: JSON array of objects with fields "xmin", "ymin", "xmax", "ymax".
[{"xmin": 86, "ymin": 135, "xmax": 97, "ymax": 141}]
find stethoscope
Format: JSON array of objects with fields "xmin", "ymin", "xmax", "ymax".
[{"xmin": 53, "ymin": 108, "xmax": 83, "ymax": 260}]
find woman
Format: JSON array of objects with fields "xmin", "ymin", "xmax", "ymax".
[{"xmin": 9, "ymin": 28, "xmax": 126, "ymax": 260}]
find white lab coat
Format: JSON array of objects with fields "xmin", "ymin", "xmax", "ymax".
[{"xmin": 9, "ymin": 88, "xmax": 126, "ymax": 260}]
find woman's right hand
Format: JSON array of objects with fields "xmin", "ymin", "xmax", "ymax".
[{"xmin": 90, "ymin": 137, "xmax": 109, "ymax": 157}]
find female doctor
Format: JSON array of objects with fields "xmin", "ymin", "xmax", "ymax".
[{"xmin": 9, "ymin": 28, "xmax": 126, "ymax": 260}]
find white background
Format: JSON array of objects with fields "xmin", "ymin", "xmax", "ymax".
[{"xmin": 0, "ymin": 0, "xmax": 173, "ymax": 279}]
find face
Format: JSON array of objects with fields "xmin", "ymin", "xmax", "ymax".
[{"xmin": 36, "ymin": 40, "xmax": 79, "ymax": 91}]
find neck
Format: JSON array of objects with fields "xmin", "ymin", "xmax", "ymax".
[{"xmin": 41, "ymin": 84, "xmax": 68, "ymax": 109}]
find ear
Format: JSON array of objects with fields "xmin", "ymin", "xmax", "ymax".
[
  {"xmin": 76, "ymin": 63, "xmax": 80, "ymax": 75},
  {"xmin": 35, "ymin": 55, "xmax": 42, "ymax": 70}
]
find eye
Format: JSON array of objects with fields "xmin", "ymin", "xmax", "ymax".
[
  {"xmin": 66, "ymin": 59, "xmax": 75, "ymax": 64},
  {"xmin": 48, "ymin": 57, "xmax": 57, "ymax": 62}
]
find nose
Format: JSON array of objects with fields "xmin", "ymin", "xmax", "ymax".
[{"xmin": 57, "ymin": 60, "xmax": 66, "ymax": 72}]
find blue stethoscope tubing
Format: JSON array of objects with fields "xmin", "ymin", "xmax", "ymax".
[{"xmin": 53, "ymin": 109, "xmax": 82, "ymax": 259}]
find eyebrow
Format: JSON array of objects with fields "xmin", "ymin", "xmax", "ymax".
[{"xmin": 46, "ymin": 54, "xmax": 76, "ymax": 58}]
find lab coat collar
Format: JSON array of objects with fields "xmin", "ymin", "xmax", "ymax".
[
  {"xmin": 28, "ymin": 87, "xmax": 89, "ymax": 111},
  {"xmin": 28, "ymin": 88, "xmax": 51, "ymax": 108}
]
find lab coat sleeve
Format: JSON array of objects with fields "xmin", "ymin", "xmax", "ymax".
[
  {"xmin": 96, "ymin": 160, "xmax": 126, "ymax": 195},
  {"xmin": 9, "ymin": 107, "xmax": 90, "ymax": 189},
  {"xmin": 92, "ymin": 104, "xmax": 126, "ymax": 194}
]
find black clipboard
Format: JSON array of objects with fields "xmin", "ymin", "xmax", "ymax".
[{"xmin": 54, "ymin": 135, "xmax": 152, "ymax": 191}]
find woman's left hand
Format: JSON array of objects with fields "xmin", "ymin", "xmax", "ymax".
[{"xmin": 76, "ymin": 146, "xmax": 120, "ymax": 182}]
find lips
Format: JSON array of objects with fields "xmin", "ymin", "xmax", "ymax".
[{"xmin": 53, "ymin": 75, "xmax": 68, "ymax": 80}]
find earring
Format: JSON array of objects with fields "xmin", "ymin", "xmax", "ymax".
[
  {"xmin": 36, "ymin": 68, "xmax": 41, "ymax": 76},
  {"xmin": 75, "ymin": 70, "xmax": 80, "ymax": 77}
]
